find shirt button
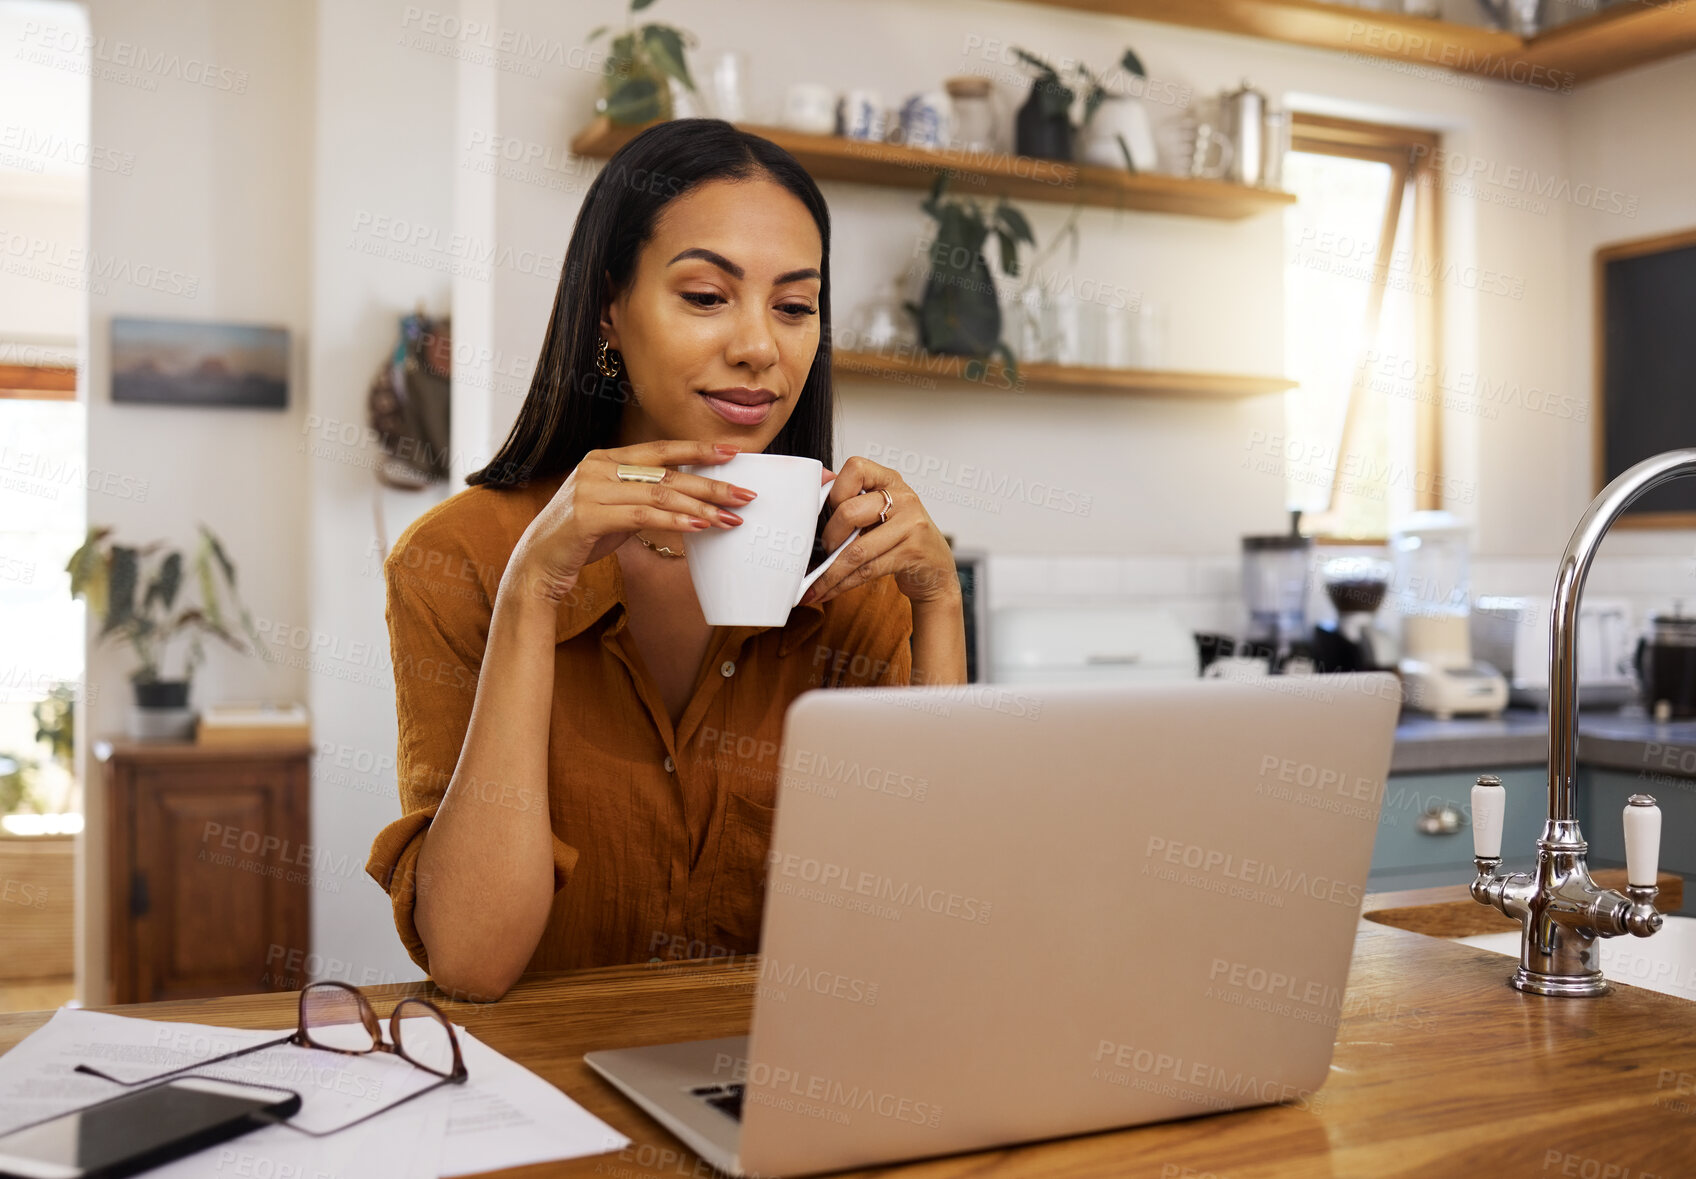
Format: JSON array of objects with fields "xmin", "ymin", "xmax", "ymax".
[
  {"xmin": 664, "ymin": 755, "xmax": 675, "ymax": 774},
  {"xmin": 720, "ymin": 660, "xmax": 736, "ymax": 677}
]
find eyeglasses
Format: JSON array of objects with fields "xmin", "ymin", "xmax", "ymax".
[{"xmin": 75, "ymin": 981, "xmax": 468, "ymax": 1137}]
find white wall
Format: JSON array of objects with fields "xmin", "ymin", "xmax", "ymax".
[
  {"xmin": 1562, "ymin": 53, "xmax": 1696, "ymax": 589},
  {"xmin": 0, "ymin": 190, "xmax": 83, "ymax": 345},
  {"xmin": 303, "ymin": 1, "xmax": 458, "ymax": 988},
  {"xmin": 77, "ymin": 0, "xmax": 314, "ymax": 1001},
  {"xmin": 459, "ymin": 0, "xmax": 1575, "ymax": 561},
  {"xmin": 61, "ymin": 0, "xmax": 1695, "ymax": 990}
]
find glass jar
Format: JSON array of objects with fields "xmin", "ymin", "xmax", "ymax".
[
  {"xmin": 1102, "ymin": 300, "xmax": 1166, "ymax": 369},
  {"xmin": 846, "ymin": 287, "xmax": 918, "ymax": 353},
  {"xmin": 944, "ymin": 76, "xmax": 997, "ymax": 154}
]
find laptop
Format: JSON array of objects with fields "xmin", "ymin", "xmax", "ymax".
[{"xmin": 586, "ymin": 674, "xmax": 1400, "ymax": 1176}]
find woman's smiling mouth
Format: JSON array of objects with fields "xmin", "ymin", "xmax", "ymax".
[{"xmin": 698, "ymin": 386, "xmax": 778, "ymax": 426}]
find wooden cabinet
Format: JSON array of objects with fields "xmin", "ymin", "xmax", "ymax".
[{"xmin": 96, "ymin": 739, "xmax": 311, "ymax": 1004}]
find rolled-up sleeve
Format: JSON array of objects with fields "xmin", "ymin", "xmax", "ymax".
[
  {"xmin": 365, "ymin": 540, "xmax": 578, "ymax": 973},
  {"xmin": 825, "ymin": 577, "xmax": 914, "ymax": 688}
]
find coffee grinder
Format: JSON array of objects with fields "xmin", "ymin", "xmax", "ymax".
[
  {"xmin": 1312, "ymin": 555, "xmax": 1395, "ymax": 672},
  {"xmin": 1390, "ymin": 511, "xmax": 1508, "ymax": 718}
]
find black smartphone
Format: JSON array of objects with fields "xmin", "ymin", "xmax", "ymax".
[{"xmin": 0, "ymin": 1076, "xmax": 302, "ymax": 1179}]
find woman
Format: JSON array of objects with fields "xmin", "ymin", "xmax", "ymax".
[{"xmin": 364, "ymin": 118, "xmax": 968, "ymax": 1001}]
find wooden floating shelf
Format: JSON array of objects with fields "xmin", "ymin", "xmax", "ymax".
[
  {"xmin": 1022, "ymin": 0, "xmax": 1696, "ymax": 86},
  {"xmin": 570, "ymin": 117, "xmax": 1295, "ymax": 220},
  {"xmin": 832, "ymin": 347, "xmax": 1295, "ymax": 400}
]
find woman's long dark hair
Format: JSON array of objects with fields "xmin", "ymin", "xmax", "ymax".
[{"xmin": 467, "ymin": 118, "xmax": 835, "ymax": 491}]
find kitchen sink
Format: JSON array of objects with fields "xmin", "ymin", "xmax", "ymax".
[{"xmin": 1455, "ymin": 916, "xmax": 1696, "ymax": 1001}]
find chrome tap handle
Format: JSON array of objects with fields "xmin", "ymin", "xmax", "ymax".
[
  {"xmin": 1624, "ymin": 794, "xmax": 1664, "ymax": 937},
  {"xmin": 1469, "ymin": 774, "xmax": 1511, "ymax": 911},
  {"xmin": 1625, "ymin": 794, "xmax": 1661, "ymax": 886},
  {"xmin": 1471, "ymin": 774, "xmax": 1505, "ymax": 868}
]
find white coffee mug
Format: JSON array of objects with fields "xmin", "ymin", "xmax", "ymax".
[{"xmin": 679, "ymin": 453, "xmax": 863, "ymax": 626}]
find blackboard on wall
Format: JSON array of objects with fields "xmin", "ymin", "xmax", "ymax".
[{"xmin": 1598, "ymin": 228, "xmax": 1696, "ymax": 522}]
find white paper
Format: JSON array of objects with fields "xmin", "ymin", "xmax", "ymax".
[
  {"xmin": 0, "ymin": 1009, "xmax": 445, "ymax": 1179},
  {"xmin": 437, "ymin": 1027, "xmax": 629, "ymax": 1178},
  {"xmin": 0, "ymin": 1008, "xmax": 629, "ymax": 1178}
]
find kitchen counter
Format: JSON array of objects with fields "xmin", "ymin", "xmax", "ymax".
[
  {"xmin": 1391, "ymin": 705, "xmax": 1696, "ymax": 776},
  {"xmin": 3, "ymin": 921, "xmax": 1694, "ymax": 1176}
]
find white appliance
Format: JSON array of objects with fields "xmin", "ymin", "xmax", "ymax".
[
  {"xmin": 989, "ymin": 606, "xmax": 1196, "ymax": 684},
  {"xmin": 1471, "ymin": 595, "xmax": 1637, "ymax": 709},
  {"xmin": 1390, "ymin": 511, "xmax": 1508, "ymax": 719}
]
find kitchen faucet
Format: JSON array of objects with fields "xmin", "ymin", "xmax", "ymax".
[{"xmin": 1467, "ymin": 449, "xmax": 1694, "ymax": 996}]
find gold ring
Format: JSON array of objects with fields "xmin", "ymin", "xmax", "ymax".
[
  {"xmin": 615, "ymin": 464, "xmax": 667, "ymax": 484},
  {"xmin": 877, "ymin": 487, "xmax": 893, "ymax": 524}
]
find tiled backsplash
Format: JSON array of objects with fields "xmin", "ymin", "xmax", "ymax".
[{"xmin": 985, "ymin": 553, "xmax": 1696, "ymax": 642}]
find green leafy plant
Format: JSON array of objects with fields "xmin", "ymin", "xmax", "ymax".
[
  {"xmin": 65, "ymin": 524, "xmax": 263, "ymax": 685},
  {"xmin": 0, "ymin": 754, "xmax": 45, "ymax": 816},
  {"xmin": 32, "ymin": 684, "xmax": 75, "ymax": 770},
  {"xmin": 904, "ymin": 172, "xmax": 1034, "ymax": 382},
  {"xmin": 1013, "ymin": 47, "xmax": 1148, "ymax": 171},
  {"xmin": 588, "ymin": 0, "xmax": 697, "ymax": 126}
]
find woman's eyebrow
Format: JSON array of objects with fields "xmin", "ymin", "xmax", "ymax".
[{"xmin": 667, "ymin": 246, "xmax": 820, "ymax": 285}]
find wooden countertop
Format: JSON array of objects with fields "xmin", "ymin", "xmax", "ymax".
[{"xmin": 4, "ymin": 918, "xmax": 1695, "ymax": 1176}]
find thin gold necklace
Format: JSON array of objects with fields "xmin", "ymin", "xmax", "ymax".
[{"xmin": 633, "ymin": 532, "xmax": 687, "ymax": 558}]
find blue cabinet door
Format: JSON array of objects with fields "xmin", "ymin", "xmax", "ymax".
[{"xmin": 1368, "ymin": 766, "xmax": 1547, "ymax": 889}]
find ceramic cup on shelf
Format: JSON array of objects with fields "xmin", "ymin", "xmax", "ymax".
[
  {"xmin": 782, "ymin": 83, "xmax": 837, "ymax": 135},
  {"xmin": 838, "ymin": 89, "xmax": 886, "ymax": 140},
  {"xmin": 1079, "ymin": 93, "xmax": 1159, "ymax": 172},
  {"xmin": 898, "ymin": 91, "xmax": 953, "ymax": 150}
]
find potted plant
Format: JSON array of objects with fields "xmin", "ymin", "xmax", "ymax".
[
  {"xmin": 588, "ymin": 0, "xmax": 698, "ymax": 126},
  {"xmin": 65, "ymin": 524, "xmax": 263, "ymax": 739},
  {"xmin": 904, "ymin": 171, "xmax": 1033, "ymax": 383},
  {"xmin": 1011, "ymin": 47, "xmax": 1152, "ymax": 172}
]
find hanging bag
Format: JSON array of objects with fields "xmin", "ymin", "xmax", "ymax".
[{"xmin": 368, "ymin": 310, "xmax": 452, "ymax": 491}]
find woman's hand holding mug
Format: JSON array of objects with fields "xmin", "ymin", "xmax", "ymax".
[
  {"xmin": 507, "ymin": 440, "xmax": 756, "ymax": 603},
  {"xmin": 798, "ymin": 455, "xmax": 961, "ymax": 609}
]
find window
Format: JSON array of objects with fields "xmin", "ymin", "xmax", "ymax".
[{"xmin": 1282, "ymin": 114, "xmax": 1443, "ymax": 539}]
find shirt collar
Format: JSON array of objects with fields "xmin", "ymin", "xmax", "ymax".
[{"xmin": 552, "ymin": 547, "xmax": 829, "ymax": 656}]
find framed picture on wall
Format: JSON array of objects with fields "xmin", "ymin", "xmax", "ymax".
[
  {"xmin": 111, "ymin": 317, "xmax": 290, "ymax": 409},
  {"xmin": 1595, "ymin": 227, "xmax": 1696, "ymax": 527}
]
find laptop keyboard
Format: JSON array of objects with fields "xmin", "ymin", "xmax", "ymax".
[{"xmin": 689, "ymin": 1083, "xmax": 745, "ymax": 1121}]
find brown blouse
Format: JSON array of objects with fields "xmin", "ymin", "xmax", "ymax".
[{"xmin": 363, "ymin": 471, "xmax": 914, "ymax": 976}]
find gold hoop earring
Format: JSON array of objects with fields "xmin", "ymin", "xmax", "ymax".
[{"xmin": 596, "ymin": 338, "xmax": 621, "ymax": 377}]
